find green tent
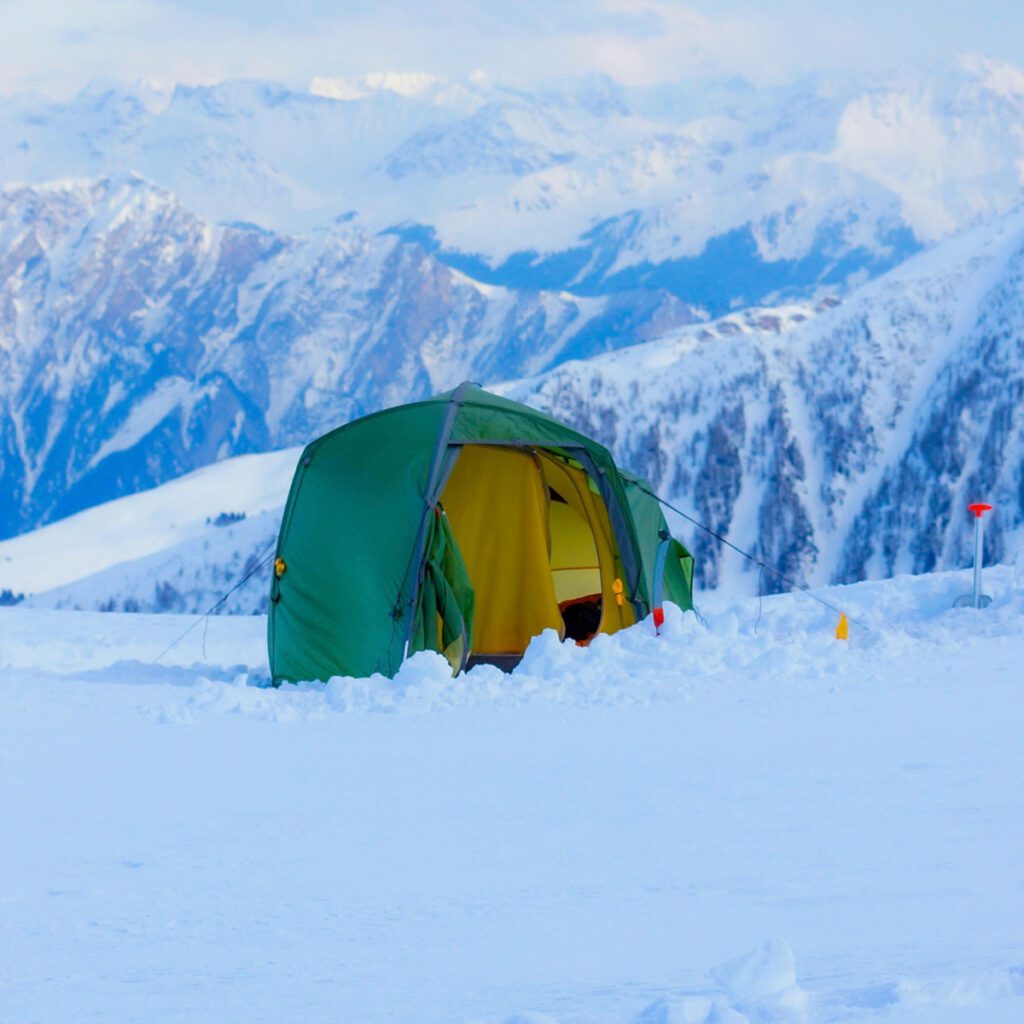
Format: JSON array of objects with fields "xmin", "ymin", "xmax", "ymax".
[{"xmin": 268, "ymin": 382, "xmax": 694, "ymax": 683}]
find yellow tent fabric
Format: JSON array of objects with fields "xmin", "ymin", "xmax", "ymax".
[
  {"xmin": 548, "ymin": 499, "xmax": 600, "ymax": 604},
  {"xmin": 442, "ymin": 446, "xmax": 564, "ymax": 654},
  {"xmin": 537, "ymin": 451, "xmax": 635, "ymax": 635}
]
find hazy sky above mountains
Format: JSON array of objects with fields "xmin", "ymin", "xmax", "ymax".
[{"xmin": 1, "ymin": 0, "xmax": 1020, "ymax": 96}]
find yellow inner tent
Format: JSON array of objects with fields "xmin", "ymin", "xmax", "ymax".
[
  {"xmin": 548, "ymin": 499, "xmax": 600, "ymax": 604},
  {"xmin": 536, "ymin": 449, "xmax": 635, "ymax": 637},
  {"xmin": 441, "ymin": 444, "xmax": 635, "ymax": 656}
]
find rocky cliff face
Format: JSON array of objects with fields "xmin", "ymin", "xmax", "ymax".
[
  {"xmin": 0, "ymin": 177, "xmax": 696, "ymax": 537},
  {"xmin": 835, "ymin": 229, "xmax": 1024, "ymax": 581}
]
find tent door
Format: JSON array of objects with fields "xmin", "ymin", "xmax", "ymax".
[
  {"xmin": 439, "ymin": 444, "xmax": 634, "ymax": 669},
  {"xmin": 536, "ymin": 450, "xmax": 635, "ymax": 638},
  {"xmin": 441, "ymin": 445, "xmax": 564, "ymax": 660}
]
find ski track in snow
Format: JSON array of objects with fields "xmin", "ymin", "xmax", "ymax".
[{"xmin": 1, "ymin": 566, "xmax": 1023, "ymax": 1023}]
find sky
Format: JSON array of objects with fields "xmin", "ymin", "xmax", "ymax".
[{"xmin": 1, "ymin": 0, "xmax": 1022, "ymax": 96}]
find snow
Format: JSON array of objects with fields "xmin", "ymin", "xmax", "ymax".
[
  {"xmin": 2, "ymin": 564, "xmax": 1023, "ymax": 1022},
  {"xmin": 309, "ymin": 71, "xmax": 467, "ymax": 104},
  {"xmin": 86, "ymin": 378, "xmax": 195, "ymax": 469},
  {"xmin": 0, "ymin": 447, "xmax": 298, "ymax": 595}
]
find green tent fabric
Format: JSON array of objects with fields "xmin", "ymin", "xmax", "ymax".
[
  {"xmin": 410, "ymin": 506, "xmax": 475, "ymax": 674},
  {"xmin": 621, "ymin": 472, "xmax": 695, "ymax": 611},
  {"xmin": 268, "ymin": 382, "xmax": 694, "ymax": 684}
]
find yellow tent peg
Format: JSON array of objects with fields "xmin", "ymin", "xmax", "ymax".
[{"xmin": 835, "ymin": 612, "xmax": 849, "ymax": 641}]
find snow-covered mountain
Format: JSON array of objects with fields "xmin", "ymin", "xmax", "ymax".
[
  {"xmin": 3, "ymin": 57, "xmax": 1024, "ymax": 313},
  {"xmin": 9, "ymin": 203, "xmax": 1024, "ymax": 613},
  {"xmin": 0, "ymin": 176, "xmax": 695, "ymax": 537},
  {"xmin": 506, "ymin": 207, "xmax": 1024, "ymax": 592},
  {"xmin": 3, "ymin": 58, "xmax": 1024, "ymax": 579},
  {"xmin": 0, "ymin": 447, "xmax": 295, "ymax": 610}
]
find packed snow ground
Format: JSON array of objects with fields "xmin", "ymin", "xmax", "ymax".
[{"xmin": 2, "ymin": 566, "xmax": 1023, "ymax": 1023}]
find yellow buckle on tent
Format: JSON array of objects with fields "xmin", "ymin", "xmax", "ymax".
[
  {"xmin": 274, "ymin": 557, "xmax": 287, "ymax": 579},
  {"xmin": 612, "ymin": 577, "xmax": 624, "ymax": 606}
]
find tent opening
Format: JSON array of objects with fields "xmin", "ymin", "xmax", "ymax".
[
  {"xmin": 548, "ymin": 487, "xmax": 602, "ymax": 643},
  {"xmin": 439, "ymin": 444, "xmax": 633, "ymax": 669}
]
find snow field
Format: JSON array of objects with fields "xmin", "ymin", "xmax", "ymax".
[
  {"xmin": 1, "ymin": 565, "xmax": 1023, "ymax": 1022},
  {"xmin": 0, "ymin": 447, "xmax": 299, "ymax": 597}
]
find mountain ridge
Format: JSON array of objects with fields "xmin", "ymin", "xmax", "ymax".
[
  {"xmin": 4, "ymin": 57, "xmax": 1023, "ymax": 307},
  {"xmin": 505, "ymin": 204, "xmax": 1024, "ymax": 591},
  {"xmin": 3, "ymin": 59, "xmax": 1024, "ymax": 582},
  {"xmin": 8, "ymin": 205, "xmax": 1024, "ymax": 611},
  {"xmin": 0, "ymin": 175, "xmax": 699, "ymax": 537}
]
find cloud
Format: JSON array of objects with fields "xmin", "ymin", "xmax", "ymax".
[
  {"xmin": 554, "ymin": 1, "xmax": 787, "ymax": 85},
  {"xmin": 0, "ymin": 0, "xmax": 1023, "ymax": 97}
]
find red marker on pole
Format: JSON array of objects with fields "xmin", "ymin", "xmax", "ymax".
[{"xmin": 954, "ymin": 503, "xmax": 993, "ymax": 609}]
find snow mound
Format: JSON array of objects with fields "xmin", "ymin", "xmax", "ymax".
[
  {"xmin": 6, "ymin": 562, "xmax": 1023, "ymax": 722},
  {"xmin": 711, "ymin": 940, "xmax": 799, "ymax": 1000},
  {"xmin": 631, "ymin": 941, "xmax": 806, "ymax": 1024}
]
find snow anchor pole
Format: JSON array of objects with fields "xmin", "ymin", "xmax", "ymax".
[{"xmin": 954, "ymin": 503, "xmax": 993, "ymax": 610}]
